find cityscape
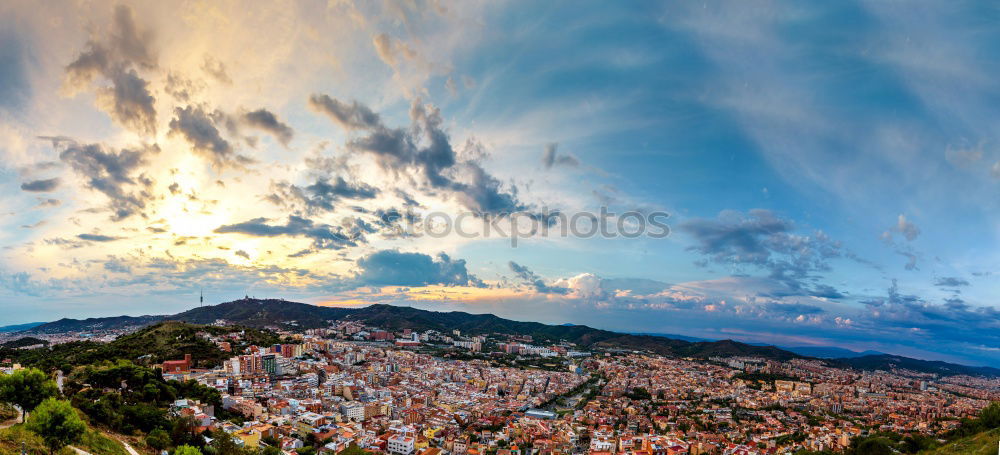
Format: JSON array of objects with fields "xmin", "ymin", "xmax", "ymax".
[
  {"xmin": 1, "ymin": 0, "xmax": 999, "ymax": 454},
  {"xmin": 0, "ymin": 299, "xmax": 998, "ymax": 455}
]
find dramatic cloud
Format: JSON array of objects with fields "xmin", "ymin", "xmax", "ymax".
[
  {"xmin": 20, "ymin": 178, "xmax": 60, "ymax": 192},
  {"xmin": 169, "ymin": 106, "xmax": 252, "ymax": 169},
  {"xmin": 214, "ymin": 215, "xmax": 359, "ymax": 250},
  {"xmin": 541, "ymin": 143, "xmax": 579, "ymax": 169},
  {"xmin": 63, "ymin": 5, "xmax": 157, "ymax": 135},
  {"xmin": 857, "ymin": 280, "xmax": 1000, "ymax": 349},
  {"xmin": 313, "ymin": 94, "xmax": 526, "ymax": 215},
  {"xmin": 242, "ymin": 108, "xmax": 294, "ymax": 146},
  {"xmin": 355, "ymin": 250, "xmax": 482, "ymax": 287},
  {"xmin": 58, "ymin": 141, "xmax": 157, "ymax": 220},
  {"xmin": 680, "ymin": 209, "xmax": 845, "ymax": 297},
  {"xmin": 267, "ymin": 177, "xmax": 379, "ymax": 215},
  {"xmin": 96, "ymin": 69, "xmax": 157, "ymax": 136},
  {"xmin": 5, "ymin": 0, "xmax": 1000, "ymax": 366}
]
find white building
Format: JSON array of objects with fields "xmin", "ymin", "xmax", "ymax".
[
  {"xmin": 387, "ymin": 435, "xmax": 415, "ymax": 455},
  {"xmin": 342, "ymin": 401, "xmax": 366, "ymax": 422}
]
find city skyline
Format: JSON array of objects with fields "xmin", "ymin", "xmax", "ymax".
[{"xmin": 1, "ymin": 1, "xmax": 999, "ymax": 367}]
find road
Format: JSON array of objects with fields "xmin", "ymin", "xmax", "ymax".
[
  {"xmin": 0, "ymin": 407, "xmax": 22, "ymax": 429},
  {"xmin": 116, "ymin": 438, "xmax": 141, "ymax": 455}
]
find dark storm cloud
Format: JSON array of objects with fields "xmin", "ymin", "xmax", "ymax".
[
  {"xmin": 20, "ymin": 178, "xmax": 60, "ymax": 192},
  {"xmin": 58, "ymin": 141, "xmax": 157, "ymax": 220},
  {"xmin": 934, "ymin": 276, "xmax": 969, "ymax": 288},
  {"xmin": 77, "ymin": 233, "xmax": 120, "ymax": 242},
  {"xmin": 214, "ymin": 215, "xmax": 360, "ymax": 250},
  {"xmin": 169, "ymin": 106, "xmax": 252, "ymax": 169},
  {"xmin": 64, "ymin": 5, "xmax": 157, "ymax": 136},
  {"xmin": 508, "ymin": 261, "xmax": 568, "ymax": 294},
  {"xmin": 308, "ymin": 94, "xmax": 381, "ymax": 131},
  {"xmin": 243, "ymin": 108, "xmax": 294, "ymax": 145},
  {"xmin": 541, "ymin": 143, "xmax": 579, "ymax": 169},
  {"xmin": 356, "ymin": 250, "xmax": 482, "ymax": 287},
  {"xmin": 311, "ymin": 94, "xmax": 525, "ymax": 215}
]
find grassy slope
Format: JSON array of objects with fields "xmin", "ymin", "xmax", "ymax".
[
  {"xmin": 921, "ymin": 428, "xmax": 1000, "ymax": 455},
  {"xmin": 0, "ymin": 424, "xmax": 126, "ymax": 455}
]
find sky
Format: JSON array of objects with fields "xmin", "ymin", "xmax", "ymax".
[{"xmin": 1, "ymin": 0, "xmax": 999, "ymax": 366}]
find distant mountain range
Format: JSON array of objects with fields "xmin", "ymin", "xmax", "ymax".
[
  {"xmin": 16, "ymin": 298, "xmax": 1000, "ymax": 378},
  {"xmin": 0, "ymin": 321, "xmax": 45, "ymax": 332},
  {"xmin": 782, "ymin": 346, "xmax": 885, "ymax": 359},
  {"xmin": 833, "ymin": 354, "xmax": 1000, "ymax": 378},
  {"xmin": 26, "ymin": 315, "xmax": 163, "ymax": 334}
]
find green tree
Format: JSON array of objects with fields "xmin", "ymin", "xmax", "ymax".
[
  {"xmin": 338, "ymin": 443, "xmax": 369, "ymax": 455},
  {"xmin": 978, "ymin": 401, "xmax": 1000, "ymax": 429},
  {"xmin": 850, "ymin": 438, "xmax": 892, "ymax": 455},
  {"xmin": 0, "ymin": 367, "xmax": 58, "ymax": 421},
  {"xmin": 25, "ymin": 398, "xmax": 86, "ymax": 455},
  {"xmin": 147, "ymin": 428, "xmax": 173, "ymax": 451},
  {"xmin": 210, "ymin": 430, "xmax": 244, "ymax": 455},
  {"xmin": 175, "ymin": 445, "xmax": 204, "ymax": 455}
]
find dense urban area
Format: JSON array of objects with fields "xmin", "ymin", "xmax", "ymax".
[{"xmin": 0, "ymin": 302, "xmax": 998, "ymax": 455}]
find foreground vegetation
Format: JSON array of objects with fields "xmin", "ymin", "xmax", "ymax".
[
  {"xmin": 0, "ymin": 322, "xmax": 280, "ymax": 372},
  {"xmin": 0, "ymin": 322, "xmax": 280, "ymax": 454},
  {"xmin": 793, "ymin": 402, "xmax": 1000, "ymax": 455}
]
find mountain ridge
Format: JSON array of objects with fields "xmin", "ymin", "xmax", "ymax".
[{"xmin": 17, "ymin": 298, "xmax": 999, "ymax": 377}]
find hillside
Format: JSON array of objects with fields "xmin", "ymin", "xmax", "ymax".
[
  {"xmin": 171, "ymin": 297, "xmax": 353, "ymax": 329},
  {"xmin": 0, "ymin": 424, "xmax": 127, "ymax": 455},
  {"xmin": 4, "ymin": 321, "xmax": 278, "ymax": 371},
  {"xmin": 837, "ymin": 354, "xmax": 1000, "ymax": 378},
  {"xmin": 0, "ymin": 321, "xmax": 44, "ymax": 333},
  {"xmin": 0, "ymin": 336, "xmax": 49, "ymax": 349},
  {"xmin": 345, "ymin": 304, "xmax": 803, "ymax": 360},
  {"xmin": 26, "ymin": 314, "xmax": 164, "ymax": 334},
  {"xmin": 921, "ymin": 428, "xmax": 1000, "ymax": 455}
]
